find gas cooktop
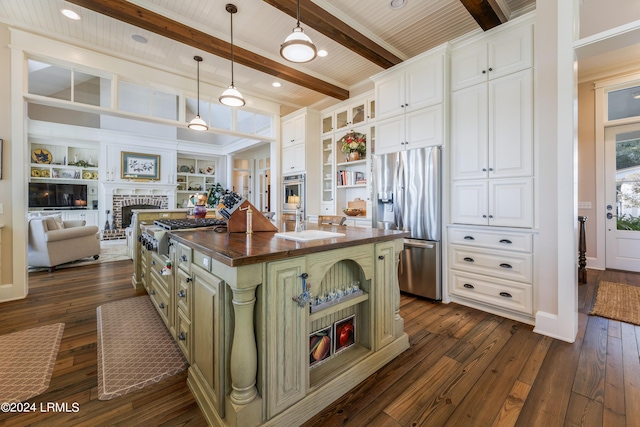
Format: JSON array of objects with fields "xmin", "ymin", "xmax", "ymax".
[{"xmin": 153, "ymin": 218, "xmax": 227, "ymax": 230}]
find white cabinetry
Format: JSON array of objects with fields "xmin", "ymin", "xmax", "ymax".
[
  {"xmin": 282, "ymin": 114, "xmax": 305, "ymax": 148},
  {"xmin": 64, "ymin": 210, "xmax": 99, "ymax": 226},
  {"xmin": 374, "ymin": 51, "xmax": 444, "ymax": 121},
  {"xmin": 321, "ymin": 97, "xmax": 375, "ymax": 136},
  {"xmin": 448, "ymin": 226, "xmax": 534, "ymax": 320},
  {"xmin": 450, "ymin": 24, "xmax": 533, "ymax": 91},
  {"xmin": 375, "ymin": 104, "xmax": 443, "ymax": 155},
  {"xmin": 450, "ymin": 20, "xmax": 534, "ymax": 229},
  {"xmin": 282, "ymin": 144, "xmax": 306, "ymax": 174}
]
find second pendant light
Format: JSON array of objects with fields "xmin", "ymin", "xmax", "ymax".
[{"xmin": 219, "ymin": 3, "xmax": 245, "ymax": 107}]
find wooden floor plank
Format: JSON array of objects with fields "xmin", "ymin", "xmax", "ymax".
[
  {"xmin": 572, "ymin": 315, "xmax": 608, "ymax": 402},
  {"xmin": 1, "ymin": 264, "xmax": 639, "ymax": 426}
]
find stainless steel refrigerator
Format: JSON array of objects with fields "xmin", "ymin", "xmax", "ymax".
[{"xmin": 373, "ymin": 146, "xmax": 441, "ymax": 300}]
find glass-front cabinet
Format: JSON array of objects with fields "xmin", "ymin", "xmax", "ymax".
[{"xmin": 322, "ymin": 136, "xmax": 335, "ymax": 206}]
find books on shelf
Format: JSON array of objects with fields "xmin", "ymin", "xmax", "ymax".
[{"xmin": 337, "ymin": 170, "xmax": 366, "ymax": 186}]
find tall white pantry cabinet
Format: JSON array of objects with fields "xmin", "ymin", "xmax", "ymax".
[{"xmin": 448, "ymin": 16, "xmax": 537, "ymax": 324}]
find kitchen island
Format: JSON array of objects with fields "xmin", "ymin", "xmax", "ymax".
[{"xmin": 147, "ymin": 223, "xmax": 410, "ymax": 427}]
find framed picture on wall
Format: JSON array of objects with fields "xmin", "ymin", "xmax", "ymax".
[{"xmin": 121, "ymin": 152, "xmax": 160, "ymax": 181}]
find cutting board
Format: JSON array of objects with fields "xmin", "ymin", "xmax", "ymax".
[
  {"xmin": 226, "ymin": 200, "xmax": 278, "ymax": 233},
  {"xmin": 348, "ymin": 198, "xmax": 366, "ymax": 215}
]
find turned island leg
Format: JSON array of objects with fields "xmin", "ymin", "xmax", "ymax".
[{"xmin": 226, "ymin": 283, "xmax": 262, "ymax": 427}]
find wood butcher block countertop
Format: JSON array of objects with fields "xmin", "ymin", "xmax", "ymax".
[{"xmin": 167, "ymin": 223, "xmax": 409, "ymax": 267}]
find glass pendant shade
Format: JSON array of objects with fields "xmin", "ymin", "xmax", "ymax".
[
  {"xmin": 281, "ymin": 26, "xmax": 317, "ymax": 63},
  {"xmin": 219, "ymin": 85, "xmax": 245, "ymax": 107},
  {"xmin": 188, "ymin": 115, "xmax": 208, "ymax": 131}
]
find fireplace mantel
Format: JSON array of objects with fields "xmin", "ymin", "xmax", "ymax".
[{"xmin": 102, "ymin": 181, "xmax": 177, "ymax": 195}]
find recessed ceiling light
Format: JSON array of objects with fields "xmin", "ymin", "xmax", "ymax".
[
  {"xmin": 389, "ymin": 0, "xmax": 407, "ymax": 10},
  {"xmin": 317, "ymin": 50, "xmax": 328, "ymax": 57},
  {"xmin": 131, "ymin": 34, "xmax": 148, "ymax": 44},
  {"xmin": 272, "ymin": 82, "xmax": 282, "ymax": 88},
  {"xmin": 61, "ymin": 9, "xmax": 81, "ymax": 20}
]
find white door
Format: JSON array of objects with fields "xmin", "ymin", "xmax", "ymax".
[{"xmin": 605, "ymin": 123, "xmax": 640, "ymax": 272}]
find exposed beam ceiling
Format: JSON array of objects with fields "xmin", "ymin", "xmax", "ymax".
[
  {"xmin": 459, "ymin": 0, "xmax": 507, "ymax": 31},
  {"xmin": 65, "ymin": 0, "xmax": 350, "ymax": 100},
  {"xmin": 263, "ymin": 0, "xmax": 403, "ymax": 69}
]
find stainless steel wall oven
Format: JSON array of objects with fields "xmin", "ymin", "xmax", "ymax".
[{"xmin": 282, "ymin": 173, "xmax": 305, "ymax": 217}]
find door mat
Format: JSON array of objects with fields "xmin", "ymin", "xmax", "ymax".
[
  {"xmin": 590, "ymin": 281, "xmax": 640, "ymax": 326},
  {"xmin": 0, "ymin": 323, "xmax": 65, "ymax": 403},
  {"xmin": 97, "ymin": 295, "xmax": 187, "ymax": 400}
]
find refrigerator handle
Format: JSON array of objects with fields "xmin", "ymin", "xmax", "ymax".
[{"xmin": 404, "ymin": 239, "xmax": 434, "ymax": 249}]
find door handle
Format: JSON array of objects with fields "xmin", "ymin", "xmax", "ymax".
[{"xmin": 606, "ymin": 213, "xmax": 617, "ymax": 219}]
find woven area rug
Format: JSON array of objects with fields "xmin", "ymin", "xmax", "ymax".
[
  {"xmin": 97, "ymin": 295, "xmax": 187, "ymax": 400},
  {"xmin": 0, "ymin": 323, "xmax": 65, "ymax": 403},
  {"xmin": 590, "ymin": 281, "xmax": 640, "ymax": 326}
]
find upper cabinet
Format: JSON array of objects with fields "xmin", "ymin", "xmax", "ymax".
[
  {"xmin": 450, "ymin": 24, "xmax": 533, "ymax": 92},
  {"xmin": 373, "ymin": 50, "xmax": 445, "ymax": 121},
  {"xmin": 282, "ymin": 114, "xmax": 306, "ymax": 148},
  {"xmin": 322, "ymin": 97, "xmax": 375, "ymax": 136},
  {"xmin": 375, "ymin": 105, "xmax": 443, "ymax": 155}
]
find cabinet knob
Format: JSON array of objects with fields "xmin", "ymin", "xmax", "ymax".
[
  {"xmin": 186, "ymin": 277, "xmax": 193, "ymax": 283},
  {"xmin": 482, "ymin": 215, "xmax": 487, "ymax": 218},
  {"xmin": 488, "ymin": 67, "xmax": 493, "ymax": 72},
  {"xmin": 181, "ymin": 255, "xmax": 188, "ymax": 262},
  {"xmin": 178, "ymin": 332, "xmax": 186, "ymax": 341},
  {"xmin": 378, "ymin": 255, "xmax": 385, "ymax": 260},
  {"xmin": 482, "ymin": 168, "xmax": 487, "ymax": 172},
  {"xmin": 489, "ymin": 168, "xmax": 493, "ymax": 171},
  {"xmin": 159, "ymin": 303, "xmax": 165, "ymax": 309},
  {"xmin": 150, "ymin": 289, "xmax": 155, "ymax": 295},
  {"xmin": 178, "ymin": 290, "xmax": 186, "ymax": 298},
  {"xmin": 482, "ymin": 70, "xmax": 487, "ymax": 74},
  {"xmin": 404, "ymin": 103, "xmax": 408, "ymax": 107},
  {"xmin": 151, "ymin": 260, "xmax": 156, "ymax": 266},
  {"xmin": 488, "ymin": 215, "xmax": 493, "ymax": 219}
]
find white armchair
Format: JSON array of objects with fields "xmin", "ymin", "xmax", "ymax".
[{"xmin": 28, "ymin": 216, "xmax": 100, "ymax": 271}]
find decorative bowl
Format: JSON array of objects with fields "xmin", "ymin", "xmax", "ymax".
[{"xmin": 343, "ymin": 208, "xmax": 362, "ymax": 217}]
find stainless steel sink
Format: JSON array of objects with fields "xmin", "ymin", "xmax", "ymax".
[{"xmin": 274, "ymin": 230, "xmax": 346, "ymax": 242}]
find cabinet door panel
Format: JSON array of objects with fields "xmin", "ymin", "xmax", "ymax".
[
  {"xmin": 451, "ymin": 44, "xmax": 488, "ymax": 91},
  {"xmin": 405, "ymin": 104, "xmax": 443, "ymax": 149},
  {"xmin": 405, "ymin": 55, "xmax": 444, "ymax": 111},
  {"xmin": 375, "ymin": 115, "xmax": 404, "ymax": 155},
  {"xmin": 451, "ymin": 181, "xmax": 488, "ymax": 225},
  {"xmin": 282, "ymin": 144, "xmax": 305, "ymax": 174},
  {"xmin": 489, "ymin": 69, "xmax": 533, "ymax": 178},
  {"xmin": 375, "ymin": 74, "xmax": 405, "ymax": 120},
  {"xmin": 451, "ymin": 85, "xmax": 488, "ymax": 180},
  {"xmin": 266, "ymin": 258, "xmax": 307, "ymax": 417},
  {"xmin": 488, "ymin": 25, "xmax": 533, "ymax": 80},
  {"xmin": 375, "ymin": 242, "xmax": 396, "ymax": 350},
  {"xmin": 489, "ymin": 178, "xmax": 533, "ymax": 228}
]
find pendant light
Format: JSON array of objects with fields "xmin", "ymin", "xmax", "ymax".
[
  {"xmin": 219, "ymin": 4, "xmax": 245, "ymax": 107},
  {"xmin": 188, "ymin": 56, "xmax": 208, "ymax": 131},
  {"xmin": 280, "ymin": 0, "xmax": 317, "ymax": 63}
]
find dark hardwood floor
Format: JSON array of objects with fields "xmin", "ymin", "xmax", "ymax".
[{"xmin": 0, "ymin": 262, "xmax": 638, "ymax": 426}]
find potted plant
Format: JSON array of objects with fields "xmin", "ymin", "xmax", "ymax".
[{"xmin": 339, "ymin": 131, "xmax": 366, "ymax": 161}]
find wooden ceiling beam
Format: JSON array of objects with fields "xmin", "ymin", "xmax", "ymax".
[
  {"xmin": 459, "ymin": 0, "xmax": 507, "ymax": 31},
  {"xmin": 263, "ymin": 0, "xmax": 403, "ymax": 69},
  {"xmin": 65, "ymin": 0, "xmax": 349, "ymax": 100}
]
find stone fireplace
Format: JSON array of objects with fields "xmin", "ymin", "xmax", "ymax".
[{"xmin": 102, "ymin": 182, "xmax": 176, "ymax": 240}]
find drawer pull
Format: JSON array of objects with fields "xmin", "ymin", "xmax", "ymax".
[
  {"xmin": 158, "ymin": 269, "xmax": 164, "ymax": 275},
  {"xmin": 181, "ymin": 255, "xmax": 188, "ymax": 262},
  {"xmin": 141, "ymin": 273, "xmax": 145, "ymax": 278},
  {"xmin": 463, "ymin": 236, "xmax": 475, "ymax": 240},
  {"xmin": 463, "ymin": 257, "xmax": 475, "ymax": 262},
  {"xmin": 499, "ymin": 263, "xmax": 513, "ymax": 269},
  {"xmin": 159, "ymin": 303, "xmax": 165, "ymax": 309},
  {"xmin": 499, "ymin": 239, "xmax": 513, "ymax": 244},
  {"xmin": 151, "ymin": 260, "xmax": 156, "ymax": 266},
  {"xmin": 186, "ymin": 277, "xmax": 193, "ymax": 283},
  {"xmin": 178, "ymin": 332, "xmax": 186, "ymax": 341},
  {"xmin": 178, "ymin": 290, "xmax": 186, "ymax": 298},
  {"xmin": 150, "ymin": 289, "xmax": 155, "ymax": 295},
  {"xmin": 499, "ymin": 292, "xmax": 513, "ymax": 298},
  {"xmin": 378, "ymin": 255, "xmax": 385, "ymax": 260},
  {"xmin": 463, "ymin": 283, "xmax": 475, "ymax": 289}
]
